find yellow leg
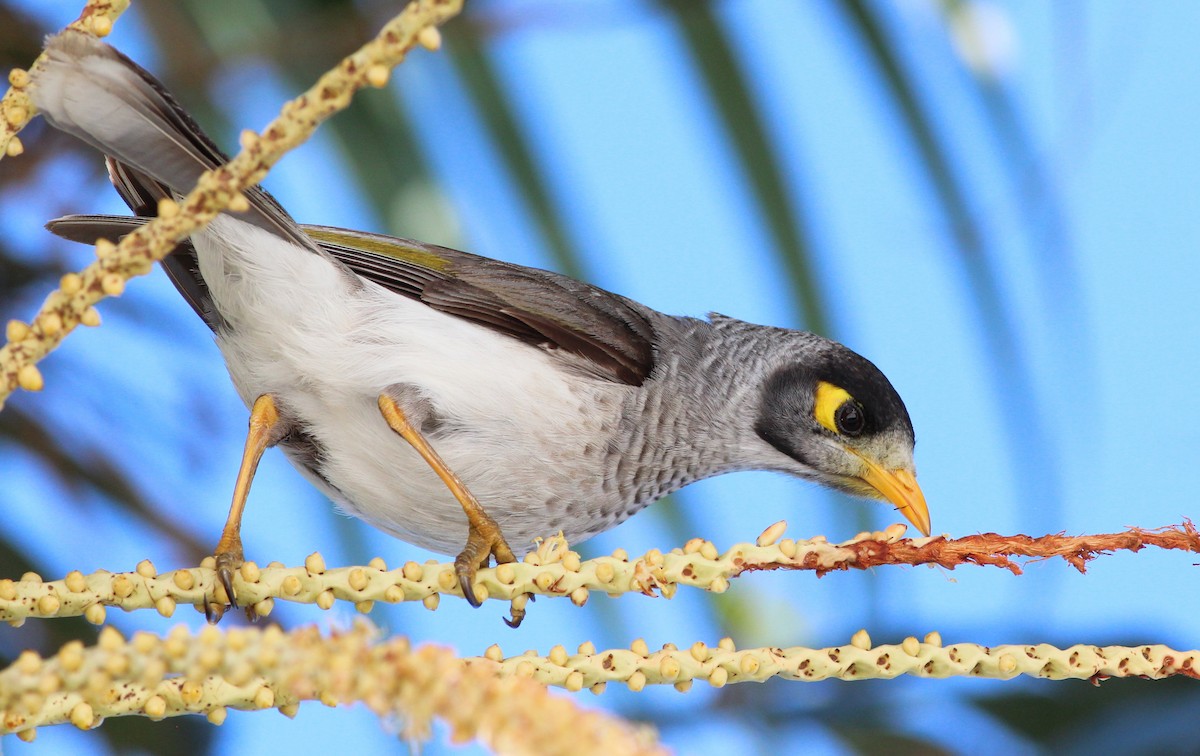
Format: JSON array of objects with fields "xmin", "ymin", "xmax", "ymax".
[
  {"xmin": 207, "ymin": 394, "xmax": 282, "ymax": 623},
  {"xmin": 377, "ymin": 394, "xmax": 519, "ymax": 619}
]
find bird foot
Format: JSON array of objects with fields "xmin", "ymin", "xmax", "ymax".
[
  {"xmin": 205, "ymin": 539, "xmax": 257, "ymax": 623},
  {"xmin": 453, "ymin": 517, "xmax": 517, "ymax": 611}
]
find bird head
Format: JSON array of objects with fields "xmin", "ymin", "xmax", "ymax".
[{"xmin": 752, "ymin": 338, "xmax": 930, "ymax": 536}]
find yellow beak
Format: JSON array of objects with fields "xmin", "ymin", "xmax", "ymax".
[{"xmin": 858, "ymin": 460, "xmax": 931, "ymax": 536}]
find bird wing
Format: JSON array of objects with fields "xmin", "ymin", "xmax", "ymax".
[
  {"xmin": 44, "ymin": 217, "xmax": 657, "ymax": 386},
  {"xmin": 305, "ymin": 226, "xmax": 657, "ymax": 386}
]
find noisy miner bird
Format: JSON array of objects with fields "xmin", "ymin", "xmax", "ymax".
[{"xmin": 29, "ymin": 31, "xmax": 929, "ymax": 624}]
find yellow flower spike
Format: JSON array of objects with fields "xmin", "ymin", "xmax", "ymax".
[
  {"xmin": 238, "ymin": 129, "xmax": 259, "ymax": 150},
  {"xmin": 15, "ymin": 649, "xmax": 41, "ymax": 675},
  {"xmin": 228, "ymin": 193, "xmax": 251, "ymax": 213},
  {"xmin": 304, "ymin": 552, "xmax": 326, "ymax": 575},
  {"xmin": 94, "ymin": 238, "xmax": 117, "ymax": 259},
  {"xmin": 17, "ymin": 364, "xmax": 43, "ymax": 392},
  {"xmin": 402, "ymin": 561, "xmax": 424, "ymax": 581},
  {"xmin": 626, "ymin": 671, "xmax": 647, "ymax": 692},
  {"xmin": 756, "ymin": 520, "xmax": 787, "ymax": 547},
  {"xmin": 163, "ymin": 636, "xmax": 188, "ymax": 661},
  {"xmin": 41, "ymin": 313, "xmax": 63, "ymax": 336},
  {"xmin": 59, "ymin": 273, "xmax": 83, "ymax": 295},
  {"xmin": 207, "ymin": 707, "xmax": 228, "ymax": 726},
  {"xmin": 240, "ymin": 561, "xmax": 261, "ymax": 583},
  {"xmin": 226, "ymin": 660, "xmax": 255, "ymax": 687},
  {"xmin": 98, "ymin": 625, "xmax": 124, "ymax": 651},
  {"xmin": 90, "ymin": 14, "xmax": 113, "ymax": 36},
  {"xmin": 254, "ymin": 687, "xmax": 276, "ymax": 710},
  {"xmin": 103, "ymin": 652, "xmax": 129, "ymax": 677},
  {"xmin": 5, "ymin": 319, "xmax": 30, "ymax": 342},
  {"xmin": 366, "ymin": 64, "xmax": 390, "ymax": 88},
  {"xmin": 885, "ymin": 523, "xmax": 908, "ymax": 541},
  {"xmin": 851, "ymin": 629, "xmax": 872, "ymax": 650},
  {"xmin": 57, "ymin": 641, "xmax": 84, "ymax": 672},
  {"xmin": 109, "ymin": 578, "xmax": 133, "ymax": 602},
  {"xmin": 196, "ymin": 648, "xmax": 223, "ymax": 676},
  {"xmin": 180, "ymin": 680, "xmax": 204, "ymax": 707},
  {"xmin": 348, "ymin": 568, "xmax": 368, "ymax": 591},
  {"xmin": 708, "ymin": 667, "xmax": 729, "ymax": 688},
  {"xmin": 495, "ymin": 562, "xmax": 516, "ymax": 585},
  {"xmin": 658, "ymin": 657, "xmax": 680, "ymax": 681},
  {"xmin": 36, "ymin": 672, "xmax": 61, "ymax": 695},
  {"xmin": 36, "ymin": 594, "xmax": 60, "ymax": 615},
  {"xmin": 69, "ymin": 702, "xmax": 94, "ymax": 730},
  {"xmin": 5, "ymin": 105, "xmax": 28, "ymax": 127},
  {"xmin": 131, "ymin": 632, "xmax": 157, "ymax": 654},
  {"xmin": 514, "ymin": 661, "xmax": 536, "ymax": 678},
  {"xmin": 316, "ymin": 589, "xmax": 335, "ymax": 610},
  {"xmin": 64, "ymin": 570, "xmax": 87, "ymax": 593},
  {"xmin": 172, "ymin": 570, "xmax": 195, "ymax": 590},
  {"xmin": 21, "ymin": 691, "xmax": 44, "ymax": 714},
  {"xmin": 100, "ymin": 273, "xmax": 125, "ymax": 296},
  {"xmin": 593, "ymin": 562, "xmax": 615, "ymax": 583},
  {"xmin": 422, "ymin": 594, "xmax": 440, "ymax": 611},
  {"xmin": 417, "ymin": 26, "xmax": 442, "ymax": 51}
]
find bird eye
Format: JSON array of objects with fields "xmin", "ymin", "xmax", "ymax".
[{"xmin": 835, "ymin": 401, "xmax": 865, "ymax": 436}]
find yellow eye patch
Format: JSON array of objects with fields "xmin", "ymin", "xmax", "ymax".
[{"xmin": 814, "ymin": 381, "xmax": 854, "ymax": 434}]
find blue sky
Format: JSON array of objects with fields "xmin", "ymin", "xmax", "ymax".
[{"xmin": 2, "ymin": 1, "xmax": 1198, "ymax": 753}]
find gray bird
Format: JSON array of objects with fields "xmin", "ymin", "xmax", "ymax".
[{"xmin": 30, "ymin": 31, "xmax": 929, "ymax": 624}]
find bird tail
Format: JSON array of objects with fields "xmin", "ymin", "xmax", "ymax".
[{"xmin": 30, "ymin": 29, "xmax": 314, "ymax": 250}]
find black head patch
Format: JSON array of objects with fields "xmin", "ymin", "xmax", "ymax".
[{"xmin": 754, "ymin": 343, "xmax": 914, "ymax": 465}]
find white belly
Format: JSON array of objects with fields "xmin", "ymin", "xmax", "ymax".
[{"xmin": 193, "ymin": 216, "xmax": 631, "ymax": 555}]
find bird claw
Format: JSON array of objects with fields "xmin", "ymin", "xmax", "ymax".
[
  {"xmin": 205, "ymin": 545, "xmax": 258, "ymax": 624},
  {"xmin": 453, "ymin": 520, "xmax": 517, "ymax": 613}
]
